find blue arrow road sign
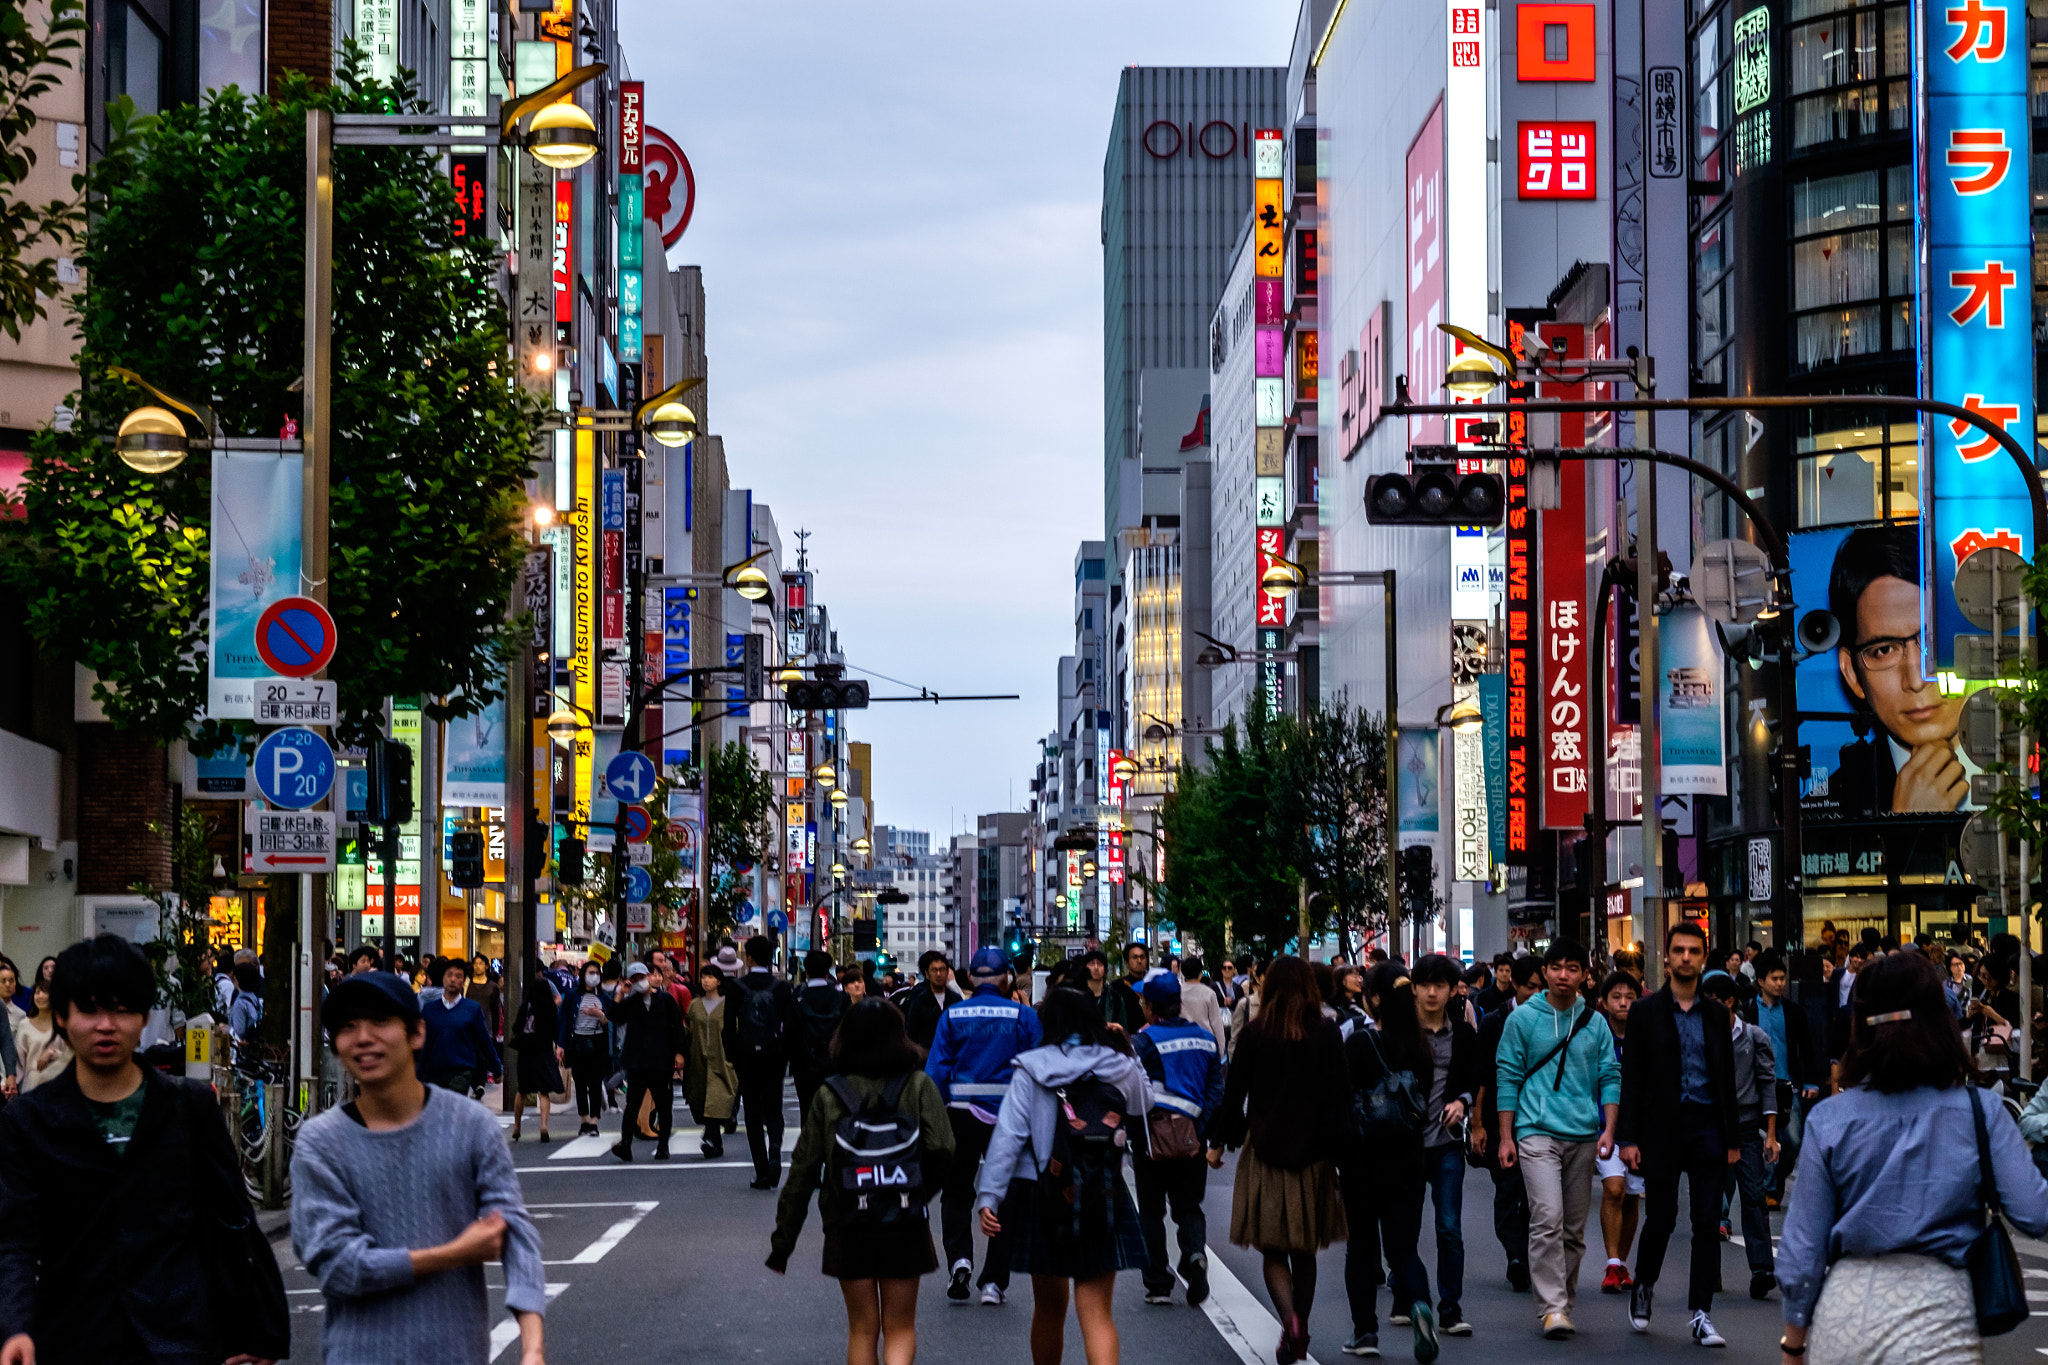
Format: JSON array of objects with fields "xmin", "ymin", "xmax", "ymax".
[
  {"xmin": 622, "ymin": 864, "xmax": 653, "ymax": 903},
  {"xmin": 766, "ymin": 909, "xmax": 788, "ymax": 934},
  {"xmin": 605, "ymin": 749, "xmax": 658, "ymax": 803},
  {"xmin": 254, "ymin": 726, "xmax": 335, "ymax": 810}
]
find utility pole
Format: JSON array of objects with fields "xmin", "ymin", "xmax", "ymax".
[{"xmin": 1633, "ymin": 351, "xmax": 1662, "ymax": 978}]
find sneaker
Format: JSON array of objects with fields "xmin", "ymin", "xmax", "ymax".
[
  {"xmin": 1145, "ymin": 1290, "xmax": 1176, "ymax": 1305},
  {"xmin": 1749, "ymin": 1271, "xmax": 1776, "ymax": 1301},
  {"xmin": 1629, "ymin": 1283, "xmax": 1653, "ymax": 1333},
  {"xmin": 609, "ymin": 1139, "xmax": 633, "ymax": 1163},
  {"xmin": 1689, "ymin": 1311, "xmax": 1726, "ymax": 1347},
  {"xmin": 1541, "ymin": 1312, "xmax": 1574, "ymax": 1340},
  {"xmin": 1184, "ymin": 1254, "xmax": 1210, "ymax": 1307},
  {"xmin": 1601, "ymin": 1263, "xmax": 1628, "ymax": 1294},
  {"xmin": 1438, "ymin": 1303, "xmax": 1470, "ymax": 1336},
  {"xmin": 980, "ymin": 1284, "xmax": 1005, "ymax": 1306},
  {"xmin": 1717, "ymin": 1221, "xmax": 1731, "ymax": 1241},
  {"xmin": 1389, "ymin": 1312, "xmax": 1410, "ymax": 1326},
  {"xmin": 948, "ymin": 1265, "xmax": 973, "ymax": 1302},
  {"xmin": 1505, "ymin": 1261, "xmax": 1531, "ymax": 1293},
  {"xmin": 1341, "ymin": 1332, "xmax": 1380, "ymax": 1357},
  {"xmin": 1412, "ymin": 1303, "xmax": 1439, "ymax": 1363}
]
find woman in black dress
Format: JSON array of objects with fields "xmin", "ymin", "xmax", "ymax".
[{"xmin": 768, "ymin": 999, "xmax": 955, "ymax": 1365}]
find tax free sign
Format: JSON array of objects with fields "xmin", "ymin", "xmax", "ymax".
[{"xmin": 1922, "ymin": 0, "xmax": 2035, "ymax": 665}]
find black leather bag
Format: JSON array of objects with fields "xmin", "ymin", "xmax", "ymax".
[
  {"xmin": 183, "ymin": 1084, "xmax": 291, "ymax": 1360},
  {"xmin": 1968, "ymin": 1087, "xmax": 2029, "ymax": 1337},
  {"xmin": 1350, "ymin": 1026, "xmax": 1426, "ymax": 1144}
]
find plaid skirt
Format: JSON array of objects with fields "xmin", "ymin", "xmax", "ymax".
[{"xmin": 1003, "ymin": 1175, "xmax": 1148, "ymax": 1280}]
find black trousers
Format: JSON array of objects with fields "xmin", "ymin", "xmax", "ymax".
[
  {"xmin": 940, "ymin": 1109, "xmax": 1013, "ymax": 1288},
  {"xmin": 567, "ymin": 1035, "xmax": 609, "ymax": 1120},
  {"xmin": 1489, "ymin": 1155, "xmax": 1530, "ymax": 1273},
  {"xmin": 1635, "ymin": 1103, "xmax": 1729, "ymax": 1313},
  {"xmin": 1132, "ymin": 1149, "xmax": 1208, "ymax": 1296},
  {"xmin": 1340, "ymin": 1150, "xmax": 1425, "ymax": 1334},
  {"xmin": 619, "ymin": 1067, "xmax": 672, "ymax": 1148},
  {"xmin": 739, "ymin": 1058, "xmax": 786, "ymax": 1178},
  {"xmin": 793, "ymin": 1065, "xmax": 825, "ymax": 1131}
]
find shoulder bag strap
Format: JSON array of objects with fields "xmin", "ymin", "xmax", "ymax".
[
  {"xmin": 1132, "ymin": 1031, "xmax": 1166, "ymax": 1086},
  {"xmin": 1544, "ymin": 1003, "xmax": 1600, "ymax": 1091},
  {"xmin": 1973, "ymin": 1087, "xmax": 2004, "ymax": 1219}
]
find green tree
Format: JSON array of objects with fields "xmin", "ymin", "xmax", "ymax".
[
  {"xmin": 1281, "ymin": 699, "xmax": 1393, "ymax": 959},
  {"xmin": 132, "ymin": 803, "xmax": 224, "ymax": 1025},
  {"xmin": 0, "ymin": 0, "xmax": 85, "ymax": 340},
  {"xmin": 685, "ymin": 740, "xmax": 775, "ymax": 937},
  {"xmin": 0, "ymin": 54, "xmax": 543, "ymax": 749}
]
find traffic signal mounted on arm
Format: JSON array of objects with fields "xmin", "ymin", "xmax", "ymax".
[
  {"xmin": 1365, "ymin": 462, "xmax": 1504, "ymax": 527},
  {"xmin": 366, "ymin": 739, "xmax": 414, "ymax": 826}
]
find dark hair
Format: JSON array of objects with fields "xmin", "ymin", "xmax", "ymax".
[
  {"xmin": 1665, "ymin": 921, "xmax": 1708, "ymax": 951},
  {"xmin": 1364, "ymin": 966, "xmax": 1427, "ymax": 1074},
  {"xmin": 348, "ymin": 945, "xmax": 380, "ymax": 970},
  {"xmin": 1233, "ymin": 954, "xmax": 1254, "ymax": 974},
  {"xmin": 1756, "ymin": 950, "xmax": 1788, "ymax": 979},
  {"xmin": 1124, "ymin": 941, "xmax": 1148, "ymax": 959},
  {"xmin": 1493, "ymin": 952, "xmax": 1514, "ymax": 967},
  {"xmin": 1079, "ymin": 948, "xmax": 1108, "ymax": 969},
  {"xmin": 1543, "ymin": 938, "xmax": 1589, "ymax": 969},
  {"xmin": 1828, "ymin": 522, "xmax": 1919, "ymax": 660},
  {"xmin": 1596, "ymin": 971, "xmax": 1642, "ymax": 1004},
  {"xmin": 442, "ymin": 956, "xmax": 469, "ymax": 979},
  {"xmin": 34, "ymin": 956, "xmax": 55, "ymax": 984},
  {"xmin": 804, "ymin": 950, "xmax": 834, "ymax": 978},
  {"xmin": 1837, "ymin": 950, "xmax": 1974, "ymax": 1093},
  {"xmin": 1412, "ymin": 952, "xmax": 1462, "ymax": 987},
  {"xmin": 829, "ymin": 999, "xmax": 922, "ymax": 1078},
  {"xmin": 1861, "ymin": 927, "xmax": 1884, "ymax": 948},
  {"xmin": 1700, "ymin": 972, "xmax": 1737, "ymax": 1000},
  {"xmin": 1037, "ymin": 986, "xmax": 1115, "ymax": 1049},
  {"xmin": 1510, "ymin": 953, "xmax": 1546, "ymax": 988},
  {"xmin": 745, "ymin": 935, "xmax": 774, "ymax": 966},
  {"xmin": 1311, "ymin": 960, "xmax": 1337, "ymax": 1007},
  {"xmin": 699, "ymin": 963, "xmax": 726, "ymax": 986},
  {"xmin": 232, "ymin": 961, "xmax": 262, "ymax": 994},
  {"xmin": 1145, "ymin": 989, "xmax": 1182, "ymax": 1019},
  {"xmin": 918, "ymin": 949, "xmax": 949, "ymax": 975},
  {"xmin": 51, "ymin": 934, "xmax": 157, "ymax": 1018},
  {"xmin": 1848, "ymin": 940, "xmax": 1874, "ymax": 963},
  {"xmin": 1251, "ymin": 956, "xmax": 1323, "ymax": 1044},
  {"xmin": 1180, "ymin": 955, "xmax": 1204, "ymax": 978}
]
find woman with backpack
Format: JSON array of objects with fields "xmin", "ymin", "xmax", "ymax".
[
  {"xmin": 767, "ymin": 998, "xmax": 954, "ymax": 1365},
  {"xmin": 509, "ymin": 964, "xmax": 563, "ymax": 1142},
  {"xmin": 1340, "ymin": 965, "xmax": 1433, "ymax": 1359},
  {"xmin": 976, "ymin": 987, "xmax": 1152, "ymax": 1365},
  {"xmin": 1207, "ymin": 955, "xmax": 1351, "ymax": 1365}
]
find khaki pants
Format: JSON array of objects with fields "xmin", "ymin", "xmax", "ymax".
[{"xmin": 1517, "ymin": 1132, "xmax": 1597, "ymax": 1319}]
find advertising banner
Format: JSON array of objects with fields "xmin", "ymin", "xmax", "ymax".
[
  {"xmin": 1405, "ymin": 101, "xmax": 1447, "ymax": 445},
  {"xmin": 1479, "ymin": 671, "xmax": 1507, "ymax": 864},
  {"xmin": 1921, "ymin": 0, "xmax": 2034, "ymax": 668},
  {"xmin": 1502, "ymin": 449, "xmax": 1535, "ymax": 862},
  {"xmin": 1397, "ymin": 730, "xmax": 1441, "ymax": 844},
  {"xmin": 571, "ymin": 428, "xmax": 596, "ymax": 840},
  {"xmin": 1788, "ymin": 521, "xmax": 1979, "ymax": 820},
  {"xmin": 442, "ymin": 695, "xmax": 507, "ymax": 808},
  {"xmin": 208, "ymin": 449, "xmax": 304, "ymax": 718},
  {"xmin": 1658, "ymin": 605, "xmax": 1726, "ymax": 794},
  {"xmin": 1453, "ymin": 723, "xmax": 1489, "ymax": 881},
  {"xmin": 1541, "ymin": 459, "xmax": 1591, "ymax": 827}
]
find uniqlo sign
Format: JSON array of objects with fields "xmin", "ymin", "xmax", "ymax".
[
  {"xmin": 1518, "ymin": 122, "xmax": 1597, "ymax": 199},
  {"xmin": 1450, "ymin": 6, "xmax": 1481, "ymax": 65}
]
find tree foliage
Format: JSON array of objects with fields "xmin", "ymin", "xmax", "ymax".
[
  {"xmin": 0, "ymin": 53, "xmax": 543, "ymax": 748},
  {"xmin": 685, "ymin": 740, "xmax": 776, "ymax": 937},
  {"xmin": 0, "ymin": 0, "xmax": 86, "ymax": 340},
  {"xmin": 132, "ymin": 803, "xmax": 223, "ymax": 1024}
]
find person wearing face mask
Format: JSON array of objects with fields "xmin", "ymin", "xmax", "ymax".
[
  {"xmin": 606, "ymin": 962, "xmax": 686, "ymax": 1162},
  {"xmin": 559, "ymin": 960, "xmax": 615, "ymax": 1137}
]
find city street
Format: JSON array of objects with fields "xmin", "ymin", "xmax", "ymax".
[{"xmin": 273, "ymin": 1082, "xmax": 2048, "ymax": 1364}]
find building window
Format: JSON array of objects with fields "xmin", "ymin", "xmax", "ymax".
[
  {"xmin": 1792, "ymin": 412, "xmax": 1920, "ymax": 527},
  {"xmin": 107, "ymin": 2, "xmax": 164, "ymax": 118},
  {"xmin": 1788, "ymin": 165, "xmax": 1911, "ymax": 373},
  {"xmin": 1786, "ymin": 0, "xmax": 1908, "ymax": 151}
]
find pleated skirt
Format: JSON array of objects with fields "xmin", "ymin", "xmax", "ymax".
[{"xmin": 1228, "ymin": 1139, "xmax": 1348, "ymax": 1253}]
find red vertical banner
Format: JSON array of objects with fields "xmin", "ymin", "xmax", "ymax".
[
  {"xmin": 1541, "ymin": 459, "xmax": 1590, "ymax": 828},
  {"xmin": 1504, "ymin": 451, "xmax": 1534, "ymax": 863},
  {"xmin": 553, "ymin": 181, "xmax": 573, "ymax": 325}
]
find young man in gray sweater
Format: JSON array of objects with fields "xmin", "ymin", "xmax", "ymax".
[{"xmin": 293, "ymin": 972, "xmax": 548, "ymax": 1365}]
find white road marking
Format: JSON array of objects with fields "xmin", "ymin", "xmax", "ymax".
[
  {"xmin": 519, "ymin": 1159, "xmax": 776, "ymax": 1172},
  {"xmin": 546, "ymin": 1127, "xmax": 704, "ymax": 1160},
  {"xmin": 543, "ymin": 1200, "xmax": 658, "ymax": 1265},
  {"xmin": 489, "ymin": 1283, "xmax": 567, "ymax": 1361}
]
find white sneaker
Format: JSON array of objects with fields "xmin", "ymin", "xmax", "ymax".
[
  {"xmin": 1689, "ymin": 1311, "xmax": 1726, "ymax": 1348},
  {"xmin": 980, "ymin": 1284, "xmax": 1005, "ymax": 1306},
  {"xmin": 1389, "ymin": 1313, "xmax": 1410, "ymax": 1326}
]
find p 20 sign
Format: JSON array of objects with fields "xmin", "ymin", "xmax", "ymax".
[{"xmin": 1518, "ymin": 122, "xmax": 1597, "ymax": 199}]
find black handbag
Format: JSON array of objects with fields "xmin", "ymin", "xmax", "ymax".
[
  {"xmin": 183, "ymin": 1083, "xmax": 292, "ymax": 1360},
  {"xmin": 1351, "ymin": 1025, "xmax": 1426, "ymax": 1144},
  {"xmin": 1967, "ymin": 1086, "xmax": 2029, "ymax": 1337}
]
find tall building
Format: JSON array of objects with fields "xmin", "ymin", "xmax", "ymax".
[{"xmin": 1103, "ymin": 66, "xmax": 1287, "ymax": 576}]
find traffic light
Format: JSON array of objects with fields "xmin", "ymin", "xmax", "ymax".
[
  {"xmin": 366, "ymin": 738, "xmax": 414, "ymax": 826},
  {"xmin": 1004, "ymin": 926, "xmax": 1032, "ymax": 964},
  {"xmin": 558, "ymin": 836, "xmax": 586, "ymax": 885},
  {"xmin": 783, "ymin": 676, "xmax": 869, "ymax": 711},
  {"xmin": 1365, "ymin": 465, "xmax": 1504, "ymax": 527},
  {"xmin": 743, "ymin": 633, "xmax": 765, "ymax": 700},
  {"xmin": 852, "ymin": 919, "xmax": 877, "ymax": 950},
  {"xmin": 876, "ymin": 886, "xmax": 910, "ymax": 905},
  {"xmin": 1398, "ymin": 843, "xmax": 1437, "ymax": 922},
  {"xmin": 524, "ymin": 809, "xmax": 549, "ymax": 881},
  {"xmin": 449, "ymin": 831, "xmax": 484, "ymax": 889}
]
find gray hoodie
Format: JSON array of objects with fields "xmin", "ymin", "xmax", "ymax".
[
  {"xmin": 974, "ymin": 1042, "xmax": 1152, "ymax": 1213},
  {"xmin": 1730, "ymin": 1017, "xmax": 1779, "ymax": 1126}
]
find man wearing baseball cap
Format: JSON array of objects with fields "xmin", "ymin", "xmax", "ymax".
[
  {"xmin": 1131, "ymin": 971, "xmax": 1225, "ymax": 1306},
  {"xmin": 925, "ymin": 943, "xmax": 1042, "ymax": 1305}
]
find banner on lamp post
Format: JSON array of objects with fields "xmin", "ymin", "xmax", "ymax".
[
  {"xmin": 208, "ymin": 449, "xmax": 304, "ymax": 718},
  {"xmin": 1658, "ymin": 605, "xmax": 1727, "ymax": 794}
]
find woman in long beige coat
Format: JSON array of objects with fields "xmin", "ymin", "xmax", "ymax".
[{"xmin": 686, "ymin": 962, "xmax": 740, "ymax": 1158}]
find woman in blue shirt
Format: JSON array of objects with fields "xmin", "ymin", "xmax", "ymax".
[{"xmin": 1777, "ymin": 951, "xmax": 2048, "ymax": 1365}]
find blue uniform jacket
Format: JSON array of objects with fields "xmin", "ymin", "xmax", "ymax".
[
  {"xmin": 1135, "ymin": 1017, "xmax": 1226, "ymax": 1133},
  {"xmin": 925, "ymin": 983, "xmax": 1042, "ymax": 1111},
  {"xmin": 418, "ymin": 992, "xmax": 501, "ymax": 1081}
]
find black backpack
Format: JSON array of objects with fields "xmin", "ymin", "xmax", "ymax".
[
  {"xmin": 1040, "ymin": 1074, "xmax": 1133, "ymax": 1246},
  {"xmin": 797, "ymin": 986, "xmax": 846, "ymax": 1057},
  {"xmin": 824, "ymin": 1073, "xmax": 926, "ymax": 1227},
  {"xmin": 736, "ymin": 976, "xmax": 781, "ymax": 1057}
]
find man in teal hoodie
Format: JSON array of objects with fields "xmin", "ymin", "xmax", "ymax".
[{"xmin": 1494, "ymin": 939, "xmax": 1620, "ymax": 1341}]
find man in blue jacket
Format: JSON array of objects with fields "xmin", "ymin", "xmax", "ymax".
[
  {"xmin": 419, "ymin": 957, "xmax": 500, "ymax": 1094},
  {"xmin": 926, "ymin": 944, "xmax": 1043, "ymax": 1305},
  {"xmin": 1131, "ymin": 972, "xmax": 1225, "ymax": 1307}
]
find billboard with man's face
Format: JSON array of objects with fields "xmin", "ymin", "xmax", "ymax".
[{"xmin": 1788, "ymin": 521, "xmax": 1976, "ymax": 820}]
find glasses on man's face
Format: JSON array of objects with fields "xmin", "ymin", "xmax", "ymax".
[{"xmin": 1852, "ymin": 633, "xmax": 1924, "ymax": 672}]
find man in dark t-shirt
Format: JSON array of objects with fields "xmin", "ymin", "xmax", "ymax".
[{"xmin": 1471, "ymin": 953, "xmax": 1544, "ymax": 1291}]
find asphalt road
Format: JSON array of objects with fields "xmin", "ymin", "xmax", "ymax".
[{"xmin": 275, "ymin": 1082, "xmax": 2048, "ymax": 1364}]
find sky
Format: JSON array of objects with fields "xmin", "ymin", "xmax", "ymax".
[{"xmin": 619, "ymin": 0, "xmax": 1299, "ymax": 842}]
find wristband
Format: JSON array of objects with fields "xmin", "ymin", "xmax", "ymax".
[{"xmin": 1779, "ymin": 1337, "xmax": 1806, "ymax": 1357}]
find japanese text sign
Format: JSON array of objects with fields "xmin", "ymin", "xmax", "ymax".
[{"xmin": 1518, "ymin": 122, "xmax": 1597, "ymax": 199}]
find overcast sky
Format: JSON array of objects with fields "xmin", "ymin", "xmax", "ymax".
[{"xmin": 619, "ymin": 0, "xmax": 1299, "ymax": 842}]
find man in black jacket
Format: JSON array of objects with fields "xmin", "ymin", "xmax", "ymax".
[
  {"xmin": 902, "ymin": 950, "xmax": 962, "ymax": 1055},
  {"xmin": 791, "ymin": 949, "xmax": 846, "ymax": 1118},
  {"xmin": 1617, "ymin": 922, "xmax": 1741, "ymax": 1347},
  {"xmin": 1411, "ymin": 952, "xmax": 1484, "ymax": 1334},
  {"xmin": 1742, "ymin": 950, "xmax": 1818, "ymax": 1203},
  {"xmin": 607, "ymin": 960, "xmax": 687, "ymax": 1163},
  {"xmin": 724, "ymin": 935, "xmax": 811, "ymax": 1188},
  {"xmin": 1472, "ymin": 952, "xmax": 1544, "ymax": 1293},
  {"xmin": 0, "ymin": 934, "xmax": 287, "ymax": 1365}
]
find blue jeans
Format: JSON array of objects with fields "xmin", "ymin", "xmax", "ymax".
[{"xmin": 1412, "ymin": 1142, "xmax": 1466, "ymax": 1308}]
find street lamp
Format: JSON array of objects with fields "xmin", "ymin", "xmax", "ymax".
[
  {"xmin": 107, "ymin": 368, "xmax": 214, "ymax": 475},
  {"xmin": 1082, "ymin": 860, "xmax": 1097, "ymax": 879},
  {"xmin": 851, "ymin": 837, "xmax": 872, "ymax": 856},
  {"xmin": 830, "ymin": 862, "xmax": 847, "ymax": 877},
  {"xmin": 645, "ymin": 401, "xmax": 698, "ymax": 448},
  {"xmin": 1112, "ymin": 755, "xmax": 1139, "ymax": 782},
  {"xmin": 524, "ymin": 102, "xmax": 599, "ymax": 169},
  {"xmin": 1444, "ymin": 348, "xmax": 1505, "ymax": 399},
  {"xmin": 545, "ymin": 707, "xmax": 583, "ymax": 745},
  {"xmin": 731, "ymin": 564, "xmax": 772, "ymax": 601},
  {"xmin": 830, "ymin": 788, "xmax": 850, "ymax": 810},
  {"xmin": 1435, "ymin": 699, "xmax": 1483, "ymax": 734},
  {"xmin": 814, "ymin": 763, "xmax": 836, "ymax": 787},
  {"xmin": 1260, "ymin": 560, "xmax": 1305, "ymax": 596}
]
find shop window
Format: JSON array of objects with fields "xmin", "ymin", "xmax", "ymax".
[{"xmin": 1792, "ymin": 419, "xmax": 1920, "ymax": 527}]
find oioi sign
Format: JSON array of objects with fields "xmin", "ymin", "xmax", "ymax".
[{"xmin": 1922, "ymin": 0, "xmax": 2034, "ymax": 665}]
